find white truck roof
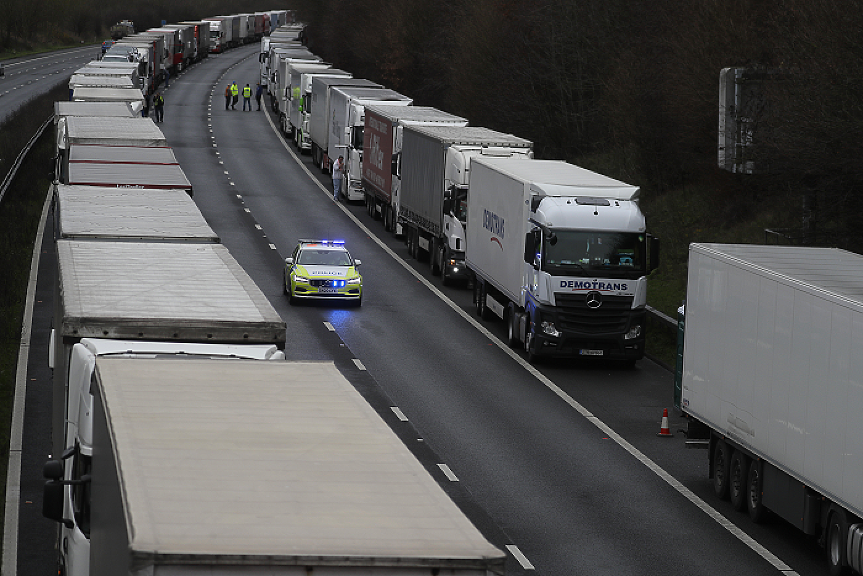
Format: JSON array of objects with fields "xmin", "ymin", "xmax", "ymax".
[
  {"xmin": 56, "ymin": 240, "xmax": 285, "ymax": 343},
  {"xmin": 690, "ymin": 243, "xmax": 863, "ymax": 303},
  {"xmin": 68, "ymin": 144, "xmax": 178, "ymax": 164},
  {"xmin": 71, "ymin": 86, "xmax": 145, "ymax": 107},
  {"xmin": 92, "ymin": 359, "xmax": 504, "ymax": 570},
  {"xmin": 364, "ymin": 104, "xmax": 467, "ymax": 125},
  {"xmin": 64, "ymin": 116, "xmax": 166, "ymax": 147},
  {"xmin": 406, "ymin": 124, "xmax": 532, "ymax": 148},
  {"xmin": 476, "ymin": 157, "xmax": 640, "ymax": 201},
  {"xmin": 55, "ymin": 185, "xmax": 218, "ymax": 242},
  {"xmin": 54, "ymin": 101, "xmax": 138, "ymax": 122},
  {"xmin": 69, "ymin": 74, "xmax": 136, "ymax": 89},
  {"xmin": 66, "ymin": 161, "xmax": 192, "ymax": 192}
]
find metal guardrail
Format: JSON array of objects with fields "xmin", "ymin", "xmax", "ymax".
[{"xmin": 0, "ymin": 115, "xmax": 52, "ymax": 204}]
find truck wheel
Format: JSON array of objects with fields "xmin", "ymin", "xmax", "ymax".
[
  {"xmin": 747, "ymin": 461, "xmax": 766, "ymax": 523},
  {"xmin": 729, "ymin": 451, "xmax": 749, "ymax": 511},
  {"xmin": 827, "ymin": 511, "xmax": 850, "ymax": 576},
  {"xmin": 525, "ymin": 322, "xmax": 539, "ymax": 363},
  {"xmin": 430, "ymin": 239, "xmax": 441, "ymax": 275},
  {"xmin": 506, "ymin": 306, "xmax": 520, "ymax": 348},
  {"xmin": 440, "ymin": 248, "xmax": 450, "ymax": 286},
  {"xmin": 713, "ymin": 440, "xmax": 732, "ymax": 500}
]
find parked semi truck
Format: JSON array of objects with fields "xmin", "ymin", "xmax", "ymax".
[
  {"xmin": 47, "ymin": 239, "xmax": 286, "ymax": 576},
  {"xmin": 326, "ymin": 86, "xmax": 412, "ymax": 201},
  {"xmin": 273, "ymin": 49, "xmax": 322, "ymax": 114},
  {"xmin": 465, "ymin": 158, "xmax": 659, "ymax": 363},
  {"xmin": 279, "ymin": 61, "xmax": 331, "ymax": 136},
  {"xmin": 287, "ymin": 65, "xmax": 349, "ymax": 148},
  {"xmin": 676, "ymin": 243, "xmax": 863, "ymax": 576},
  {"xmin": 400, "ymin": 125, "xmax": 532, "ymax": 284},
  {"xmin": 361, "ymin": 105, "xmax": 468, "ymax": 235},
  {"xmin": 43, "ymin": 359, "xmax": 505, "ymax": 576},
  {"xmin": 309, "ymin": 76, "xmax": 381, "ymax": 175},
  {"xmin": 204, "ymin": 16, "xmax": 232, "ymax": 53}
]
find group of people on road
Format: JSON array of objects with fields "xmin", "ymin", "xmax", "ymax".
[{"xmin": 225, "ymin": 81, "xmax": 263, "ymax": 111}]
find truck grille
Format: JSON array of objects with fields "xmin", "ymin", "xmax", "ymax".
[{"xmin": 554, "ymin": 293, "xmax": 633, "ymax": 335}]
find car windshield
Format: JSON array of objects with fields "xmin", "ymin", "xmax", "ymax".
[
  {"xmin": 544, "ymin": 231, "xmax": 645, "ymax": 276},
  {"xmin": 298, "ymin": 249, "xmax": 352, "ymax": 266}
]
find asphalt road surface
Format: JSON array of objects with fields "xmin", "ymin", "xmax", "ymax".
[{"xmin": 14, "ymin": 44, "xmax": 834, "ymax": 575}]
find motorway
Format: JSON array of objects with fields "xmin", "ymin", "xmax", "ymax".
[
  {"xmin": 8, "ymin": 45, "xmax": 833, "ymax": 575},
  {"xmin": 0, "ymin": 47, "xmax": 100, "ymax": 124}
]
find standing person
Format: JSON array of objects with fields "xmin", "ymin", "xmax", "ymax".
[
  {"xmin": 230, "ymin": 81, "xmax": 239, "ymax": 109},
  {"xmin": 332, "ymin": 155, "xmax": 344, "ymax": 201},
  {"xmin": 255, "ymin": 82, "xmax": 263, "ymax": 111},
  {"xmin": 225, "ymin": 84, "xmax": 231, "ymax": 110},
  {"xmin": 153, "ymin": 91, "xmax": 164, "ymax": 123},
  {"xmin": 242, "ymin": 83, "xmax": 252, "ymax": 111}
]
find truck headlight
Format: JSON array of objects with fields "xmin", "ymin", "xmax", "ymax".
[
  {"xmin": 624, "ymin": 324, "xmax": 642, "ymax": 340},
  {"xmin": 540, "ymin": 321, "xmax": 560, "ymax": 337}
]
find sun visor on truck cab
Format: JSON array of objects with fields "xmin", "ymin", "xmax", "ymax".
[{"xmin": 529, "ymin": 182, "xmax": 640, "ymax": 202}]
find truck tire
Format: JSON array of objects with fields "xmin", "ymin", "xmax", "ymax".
[
  {"xmin": 525, "ymin": 320, "xmax": 539, "ymax": 363},
  {"xmin": 828, "ymin": 511, "xmax": 850, "ymax": 576},
  {"xmin": 713, "ymin": 440, "xmax": 732, "ymax": 500},
  {"xmin": 747, "ymin": 460, "xmax": 766, "ymax": 523},
  {"xmin": 506, "ymin": 305, "xmax": 520, "ymax": 348},
  {"xmin": 430, "ymin": 239, "xmax": 441, "ymax": 275},
  {"xmin": 475, "ymin": 282, "xmax": 492, "ymax": 320},
  {"xmin": 729, "ymin": 451, "xmax": 749, "ymax": 511},
  {"xmin": 440, "ymin": 247, "xmax": 450, "ymax": 286}
]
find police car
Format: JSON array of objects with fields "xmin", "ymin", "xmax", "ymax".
[{"xmin": 284, "ymin": 240, "xmax": 363, "ymax": 305}]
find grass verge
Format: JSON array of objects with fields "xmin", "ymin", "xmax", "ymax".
[{"xmin": 0, "ymin": 82, "xmax": 66, "ymax": 560}]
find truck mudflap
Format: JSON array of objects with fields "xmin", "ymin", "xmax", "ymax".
[{"xmin": 525, "ymin": 294, "xmax": 646, "ymax": 361}]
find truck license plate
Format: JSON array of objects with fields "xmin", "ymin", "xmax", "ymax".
[
  {"xmin": 318, "ymin": 287, "xmax": 338, "ymax": 294},
  {"xmin": 580, "ymin": 349, "xmax": 604, "ymax": 356}
]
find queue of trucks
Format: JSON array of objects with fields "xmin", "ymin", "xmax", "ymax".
[
  {"xmin": 274, "ymin": 32, "xmax": 658, "ymax": 365},
  {"xmin": 41, "ymin": 16, "xmax": 506, "ymax": 576}
]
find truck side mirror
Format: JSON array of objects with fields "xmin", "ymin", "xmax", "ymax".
[
  {"xmin": 391, "ymin": 153, "xmax": 399, "ymax": 177},
  {"xmin": 524, "ymin": 232, "xmax": 536, "ymax": 264},
  {"xmin": 649, "ymin": 235, "xmax": 660, "ymax": 272},
  {"xmin": 42, "ymin": 459, "xmax": 69, "ymax": 526}
]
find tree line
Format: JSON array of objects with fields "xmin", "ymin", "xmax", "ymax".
[{"xmin": 297, "ymin": 0, "xmax": 863, "ymax": 252}]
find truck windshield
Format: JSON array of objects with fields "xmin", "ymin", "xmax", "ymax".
[{"xmin": 544, "ymin": 231, "xmax": 645, "ymax": 277}]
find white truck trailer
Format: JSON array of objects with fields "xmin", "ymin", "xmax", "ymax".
[
  {"xmin": 677, "ymin": 243, "xmax": 863, "ymax": 576},
  {"xmin": 399, "ymin": 125, "xmax": 531, "ymax": 283},
  {"xmin": 465, "ymin": 158, "xmax": 659, "ymax": 363},
  {"xmin": 279, "ymin": 61, "xmax": 332, "ymax": 137},
  {"xmin": 54, "ymin": 185, "xmax": 216, "ymax": 242},
  {"xmin": 46, "ymin": 240, "xmax": 286, "ymax": 576},
  {"xmin": 43, "ymin": 359, "xmax": 505, "ymax": 576},
  {"xmin": 326, "ymin": 86, "xmax": 412, "ymax": 201},
  {"xmin": 274, "ymin": 50, "xmax": 322, "ymax": 115},
  {"xmin": 60, "ymin": 143, "xmax": 178, "ymax": 184},
  {"xmin": 287, "ymin": 65, "xmax": 349, "ymax": 148},
  {"xmin": 361, "ymin": 106, "xmax": 468, "ymax": 235},
  {"xmin": 309, "ymin": 76, "xmax": 381, "ymax": 174}
]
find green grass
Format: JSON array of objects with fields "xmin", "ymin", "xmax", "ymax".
[{"xmin": 0, "ymin": 83, "xmax": 66, "ymax": 563}]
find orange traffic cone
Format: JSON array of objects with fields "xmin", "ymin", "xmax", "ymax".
[{"xmin": 656, "ymin": 408, "xmax": 673, "ymax": 437}]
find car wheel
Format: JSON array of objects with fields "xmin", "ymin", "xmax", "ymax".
[
  {"xmin": 713, "ymin": 440, "xmax": 732, "ymax": 500},
  {"xmin": 729, "ymin": 451, "xmax": 749, "ymax": 511},
  {"xmin": 747, "ymin": 460, "xmax": 766, "ymax": 523}
]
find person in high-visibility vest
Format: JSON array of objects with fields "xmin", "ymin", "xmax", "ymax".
[
  {"xmin": 230, "ymin": 82, "xmax": 239, "ymax": 109},
  {"xmin": 243, "ymin": 83, "xmax": 252, "ymax": 111}
]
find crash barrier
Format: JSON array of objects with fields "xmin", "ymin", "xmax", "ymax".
[{"xmin": 0, "ymin": 116, "xmax": 52, "ymax": 205}]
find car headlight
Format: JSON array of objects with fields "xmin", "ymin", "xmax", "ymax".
[
  {"xmin": 540, "ymin": 321, "xmax": 560, "ymax": 337},
  {"xmin": 293, "ymin": 275, "xmax": 309, "ymax": 284},
  {"xmin": 624, "ymin": 324, "xmax": 642, "ymax": 340},
  {"xmin": 347, "ymin": 276, "xmax": 362, "ymax": 285}
]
